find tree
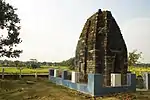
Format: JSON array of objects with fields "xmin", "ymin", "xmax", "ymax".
[
  {"xmin": 60, "ymin": 57, "xmax": 75, "ymax": 70},
  {"xmin": 29, "ymin": 59, "xmax": 40, "ymax": 69},
  {"xmin": 128, "ymin": 49, "xmax": 142, "ymax": 66},
  {"xmin": 0, "ymin": 0, "xmax": 22, "ymax": 58},
  {"xmin": 14, "ymin": 60, "xmax": 24, "ymax": 78}
]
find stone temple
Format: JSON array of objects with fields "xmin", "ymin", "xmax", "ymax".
[{"xmin": 75, "ymin": 9, "xmax": 128, "ymax": 86}]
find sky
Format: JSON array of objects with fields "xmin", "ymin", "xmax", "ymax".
[{"xmin": 2, "ymin": 0, "xmax": 150, "ymax": 63}]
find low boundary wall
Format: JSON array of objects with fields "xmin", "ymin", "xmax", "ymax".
[{"xmin": 49, "ymin": 69, "xmax": 136, "ymax": 96}]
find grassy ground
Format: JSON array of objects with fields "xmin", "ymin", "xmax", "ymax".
[
  {"xmin": 0, "ymin": 78, "xmax": 150, "ymax": 100},
  {"xmin": 1, "ymin": 66, "xmax": 150, "ymax": 100},
  {"xmin": 0, "ymin": 66, "xmax": 150, "ymax": 76},
  {"xmin": 0, "ymin": 66, "xmax": 70, "ymax": 74}
]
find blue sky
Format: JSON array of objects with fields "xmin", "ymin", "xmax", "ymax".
[{"xmin": 3, "ymin": 0, "xmax": 150, "ymax": 63}]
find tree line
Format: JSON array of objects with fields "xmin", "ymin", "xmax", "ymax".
[
  {"xmin": 0, "ymin": 59, "xmax": 53, "ymax": 68},
  {"xmin": 58, "ymin": 49, "xmax": 150, "ymax": 69}
]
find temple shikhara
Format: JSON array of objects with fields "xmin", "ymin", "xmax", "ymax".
[{"xmin": 75, "ymin": 9, "xmax": 128, "ymax": 86}]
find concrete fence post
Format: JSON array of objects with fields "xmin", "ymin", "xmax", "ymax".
[
  {"xmin": 142, "ymin": 72, "xmax": 150, "ymax": 90},
  {"xmin": 49, "ymin": 69, "xmax": 54, "ymax": 80},
  {"xmin": 111, "ymin": 73, "xmax": 121, "ymax": 87},
  {"xmin": 54, "ymin": 69, "xmax": 58, "ymax": 77},
  {"xmin": 87, "ymin": 74, "xmax": 103, "ymax": 96},
  {"xmin": 71, "ymin": 71, "xmax": 80, "ymax": 83},
  {"xmin": 49, "ymin": 69, "xmax": 54, "ymax": 76},
  {"xmin": 127, "ymin": 73, "xmax": 132, "ymax": 86},
  {"xmin": 62, "ymin": 70, "xmax": 68, "ymax": 80},
  {"xmin": 35, "ymin": 72, "xmax": 37, "ymax": 79},
  {"xmin": 130, "ymin": 74, "xmax": 136, "ymax": 91},
  {"xmin": 2, "ymin": 68, "xmax": 4, "ymax": 79}
]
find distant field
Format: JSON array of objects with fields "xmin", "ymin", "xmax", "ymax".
[
  {"xmin": 128, "ymin": 66, "xmax": 150, "ymax": 76},
  {"xmin": 0, "ymin": 66, "xmax": 70, "ymax": 74},
  {"xmin": 0, "ymin": 66, "xmax": 150, "ymax": 76}
]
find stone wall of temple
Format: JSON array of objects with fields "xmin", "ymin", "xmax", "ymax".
[{"xmin": 75, "ymin": 9, "xmax": 128, "ymax": 85}]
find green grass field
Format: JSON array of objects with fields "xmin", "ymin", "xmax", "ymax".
[
  {"xmin": 128, "ymin": 66, "xmax": 150, "ymax": 76},
  {"xmin": 0, "ymin": 66, "xmax": 70, "ymax": 74},
  {"xmin": 0, "ymin": 66, "xmax": 150, "ymax": 76}
]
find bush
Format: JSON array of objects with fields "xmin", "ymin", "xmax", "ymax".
[{"xmin": 27, "ymin": 63, "xmax": 40, "ymax": 69}]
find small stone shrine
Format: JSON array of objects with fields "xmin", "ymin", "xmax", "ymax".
[{"xmin": 75, "ymin": 9, "xmax": 128, "ymax": 86}]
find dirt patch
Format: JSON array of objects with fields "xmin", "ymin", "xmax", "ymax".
[{"xmin": 0, "ymin": 78, "xmax": 150, "ymax": 100}]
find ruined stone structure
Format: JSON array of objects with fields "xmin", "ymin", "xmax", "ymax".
[{"xmin": 75, "ymin": 9, "xmax": 128, "ymax": 86}]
